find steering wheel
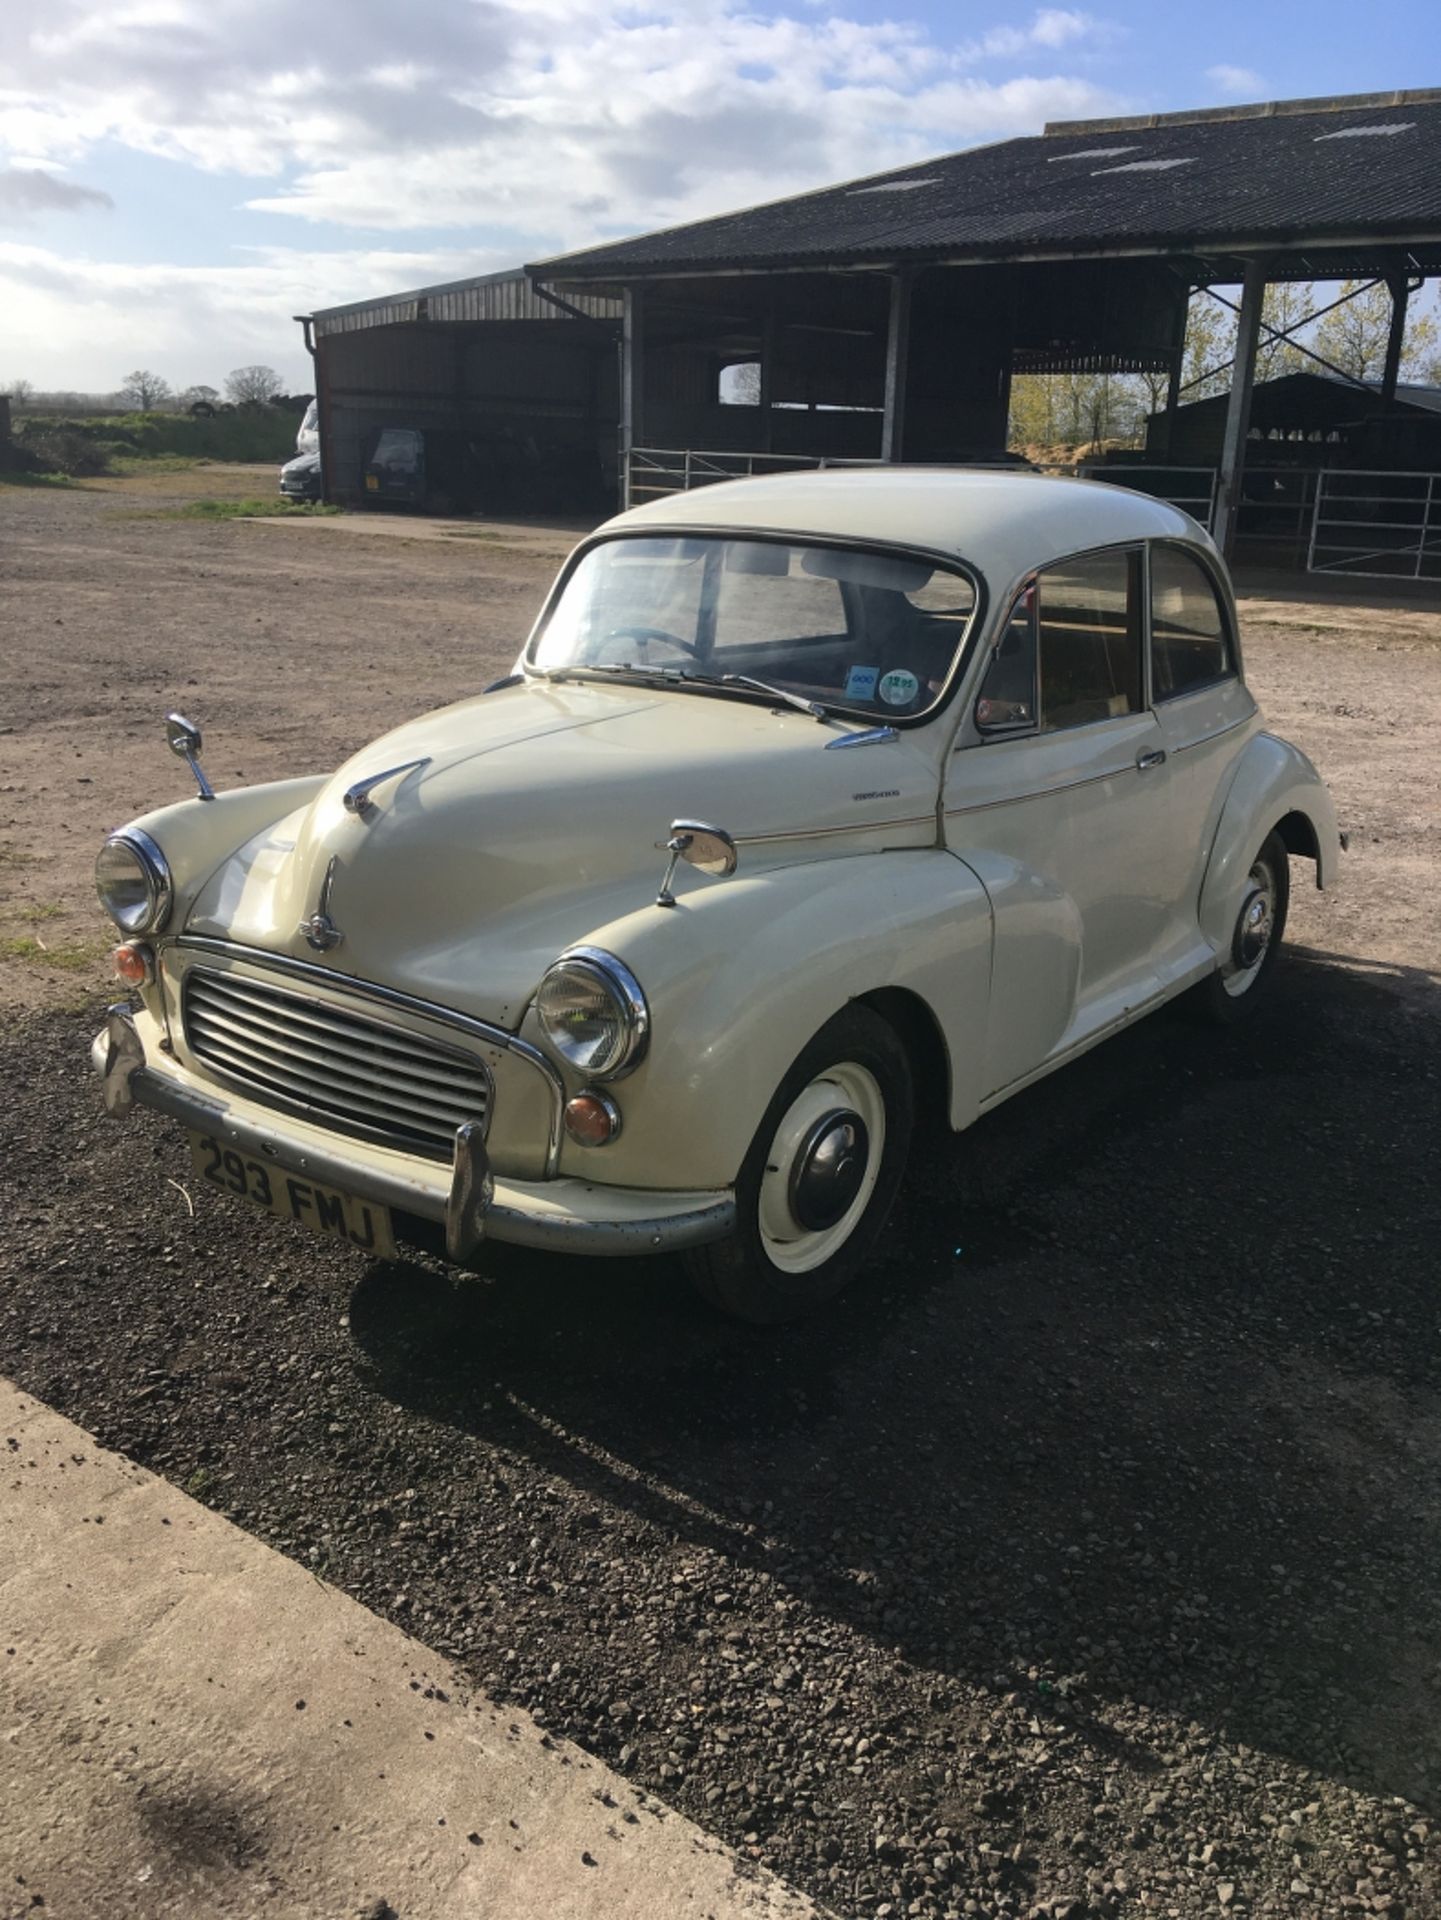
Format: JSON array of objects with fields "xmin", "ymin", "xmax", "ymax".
[{"xmin": 603, "ymin": 625, "xmax": 701, "ymax": 661}]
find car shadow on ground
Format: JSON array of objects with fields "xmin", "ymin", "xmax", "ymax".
[{"xmin": 348, "ymin": 947, "xmax": 1441, "ymax": 1810}]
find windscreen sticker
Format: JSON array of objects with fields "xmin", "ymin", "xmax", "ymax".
[
  {"xmin": 844, "ymin": 664, "xmax": 880, "ymax": 700},
  {"xmin": 878, "ymin": 668, "xmax": 921, "ymax": 707}
]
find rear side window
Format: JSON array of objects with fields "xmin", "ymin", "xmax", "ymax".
[
  {"xmin": 1037, "ymin": 549, "xmax": 1142, "ymax": 732},
  {"xmin": 1150, "ymin": 546, "xmax": 1233, "ymax": 698}
]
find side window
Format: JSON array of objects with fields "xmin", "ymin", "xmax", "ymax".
[
  {"xmin": 975, "ymin": 583, "xmax": 1037, "ymax": 731},
  {"xmin": 1037, "ymin": 549, "xmax": 1142, "ymax": 732},
  {"xmin": 1150, "ymin": 546, "xmax": 1233, "ymax": 698}
]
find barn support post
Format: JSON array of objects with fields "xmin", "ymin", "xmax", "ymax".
[
  {"xmin": 1214, "ymin": 257, "xmax": 1268, "ymax": 557},
  {"xmin": 620, "ymin": 285, "xmax": 645, "ymax": 508},
  {"xmin": 759, "ymin": 293, "xmax": 777, "ymax": 454},
  {"xmin": 1151, "ymin": 284, "xmax": 1192, "ymax": 459},
  {"xmin": 881, "ymin": 269, "xmax": 914, "ymax": 463},
  {"xmin": 1381, "ymin": 270, "xmax": 1409, "ymax": 405}
]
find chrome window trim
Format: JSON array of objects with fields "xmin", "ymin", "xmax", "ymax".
[
  {"xmin": 522, "ymin": 525, "xmax": 989, "ymax": 732},
  {"xmin": 175, "ymin": 935, "xmax": 566, "ymax": 1174},
  {"xmin": 99, "ymin": 827, "xmax": 174, "ymax": 935},
  {"xmin": 540, "ymin": 945, "xmax": 650, "ymax": 1082}
]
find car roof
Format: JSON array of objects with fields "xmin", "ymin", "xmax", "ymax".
[{"xmin": 600, "ymin": 468, "xmax": 1214, "ymax": 585}]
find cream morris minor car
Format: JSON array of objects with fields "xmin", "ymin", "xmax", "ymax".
[{"xmin": 92, "ymin": 470, "xmax": 1341, "ymax": 1321}]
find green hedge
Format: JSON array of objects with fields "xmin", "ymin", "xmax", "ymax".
[{"xmin": 17, "ymin": 410, "xmax": 302, "ymax": 463}]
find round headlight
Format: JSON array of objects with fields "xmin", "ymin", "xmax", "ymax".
[
  {"xmin": 95, "ymin": 830, "xmax": 172, "ymax": 936},
  {"xmin": 535, "ymin": 948, "xmax": 648, "ymax": 1080}
]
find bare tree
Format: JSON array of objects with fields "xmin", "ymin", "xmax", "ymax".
[
  {"xmin": 179, "ymin": 383, "xmax": 220, "ymax": 407},
  {"xmin": 224, "ymin": 364, "xmax": 283, "ymax": 406},
  {"xmin": 4, "ymin": 377, "xmax": 35, "ymax": 404},
  {"xmin": 118, "ymin": 369, "xmax": 174, "ymax": 411}
]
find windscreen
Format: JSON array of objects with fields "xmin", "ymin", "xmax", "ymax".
[{"xmin": 529, "ymin": 535, "xmax": 978, "ymax": 718}]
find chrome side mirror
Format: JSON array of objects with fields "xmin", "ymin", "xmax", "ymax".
[
  {"xmin": 655, "ymin": 818, "xmax": 738, "ymax": 909},
  {"xmin": 165, "ymin": 711, "xmax": 215, "ymax": 801}
]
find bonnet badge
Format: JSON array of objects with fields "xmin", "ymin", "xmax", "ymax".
[{"xmin": 300, "ymin": 856, "xmax": 343, "ymax": 952}]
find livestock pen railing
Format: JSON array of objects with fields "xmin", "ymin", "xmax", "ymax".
[
  {"xmin": 1306, "ymin": 470, "xmax": 1441, "ymax": 579},
  {"xmin": 626, "ymin": 446, "xmax": 879, "ymax": 506}
]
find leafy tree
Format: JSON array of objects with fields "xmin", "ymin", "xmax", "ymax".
[
  {"xmin": 118, "ymin": 369, "xmax": 173, "ymax": 410},
  {"xmin": 1312, "ymin": 279, "xmax": 1440, "ymax": 383},
  {"xmin": 224, "ymin": 364, "xmax": 283, "ymax": 406}
]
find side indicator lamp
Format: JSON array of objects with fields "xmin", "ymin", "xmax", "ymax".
[
  {"xmin": 112, "ymin": 942, "xmax": 155, "ymax": 987},
  {"xmin": 563, "ymin": 1091, "xmax": 622, "ymax": 1147}
]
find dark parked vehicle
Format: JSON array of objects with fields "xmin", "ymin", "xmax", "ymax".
[{"xmin": 279, "ymin": 449, "xmax": 322, "ymax": 502}]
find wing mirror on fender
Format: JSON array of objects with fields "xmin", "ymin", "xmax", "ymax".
[
  {"xmin": 655, "ymin": 819, "xmax": 738, "ymax": 909},
  {"xmin": 164, "ymin": 711, "xmax": 215, "ymax": 801}
]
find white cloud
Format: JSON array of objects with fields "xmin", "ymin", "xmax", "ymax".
[
  {"xmin": 0, "ymin": 240, "xmax": 507, "ymax": 389},
  {"xmin": 0, "ymin": 1, "xmax": 1128, "ymax": 384},
  {"xmin": 2, "ymin": 2, "xmax": 1122, "ymax": 240},
  {"xmin": 1205, "ymin": 64, "xmax": 1264, "ymax": 99}
]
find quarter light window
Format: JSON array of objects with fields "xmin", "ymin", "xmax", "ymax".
[{"xmin": 1150, "ymin": 546, "xmax": 1233, "ymax": 698}]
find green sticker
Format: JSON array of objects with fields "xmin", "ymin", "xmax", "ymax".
[{"xmin": 878, "ymin": 668, "xmax": 920, "ymax": 707}]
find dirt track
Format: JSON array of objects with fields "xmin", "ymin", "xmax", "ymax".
[
  {"xmin": 2, "ymin": 468, "xmax": 1438, "ymax": 1013},
  {"xmin": 4, "ymin": 471, "xmax": 1441, "ymax": 1920}
]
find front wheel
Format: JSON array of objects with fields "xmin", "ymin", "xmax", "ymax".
[
  {"xmin": 684, "ymin": 1005, "xmax": 913, "ymax": 1323},
  {"xmin": 1192, "ymin": 830, "xmax": 1290, "ymax": 1025}
]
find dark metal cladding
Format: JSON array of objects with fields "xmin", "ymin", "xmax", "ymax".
[{"xmin": 530, "ymin": 92, "xmax": 1441, "ymax": 282}]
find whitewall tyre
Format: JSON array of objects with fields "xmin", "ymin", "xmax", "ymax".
[
  {"xmin": 1195, "ymin": 830, "xmax": 1290, "ymax": 1025},
  {"xmin": 684, "ymin": 1005, "xmax": 913, "ymax": 1324}
]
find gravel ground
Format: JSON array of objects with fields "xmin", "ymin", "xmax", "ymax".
[
  {"xmin": 4, "ymin": 475, "xmax": 1441, "ymax": 1920},
  {"xmin": 4, "ymin": 962, "xmax": 1440, "ymax": 1920}
]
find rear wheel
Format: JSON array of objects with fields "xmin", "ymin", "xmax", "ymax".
[
  {"xmin": 1193, "ymin": 830, "xmax": 1290, "ymax": 1024},
  {"xmin": 685, "ymin": 1005, "xmax": 913, "ymax": 1323}
]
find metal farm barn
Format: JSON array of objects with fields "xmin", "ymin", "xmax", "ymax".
[
  {"xmin": 299, "ymin": 269, "xmax": 620, "ymax": 515},
  {"xmin": 530, "ymin": 87, "xmax": 1441, "ymax": 574}
]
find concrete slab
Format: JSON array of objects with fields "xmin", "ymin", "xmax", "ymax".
[{"xmin": 0, "ymin": 1380, "xmax": 822, "ymax": 1920}]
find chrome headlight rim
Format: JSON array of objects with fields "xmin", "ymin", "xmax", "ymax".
[
  {"xmin": 536, "ymin": 945, "xmax": 649, "ymax": 1082},
  {"xmin": 95, "ymin": 827, "xmax": 173, "ymax": 936}
]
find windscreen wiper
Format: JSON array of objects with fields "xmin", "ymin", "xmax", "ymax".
[
  {"xmin": 714, "ymin": 672, "xmax": 829, "ymax": 720},
  {"xmin": 531, "ymin": 661, "xmax": 829, "ymax": 720}
]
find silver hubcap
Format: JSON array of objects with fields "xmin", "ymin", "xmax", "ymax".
[{"xmin": 1222, "ymin": 857, "xmax": 1277, "ymax": 997}]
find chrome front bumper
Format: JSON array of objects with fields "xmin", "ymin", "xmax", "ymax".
[{"xmin": 92, "ymin": 1006, "xmax": 734, "ymax": 1261}]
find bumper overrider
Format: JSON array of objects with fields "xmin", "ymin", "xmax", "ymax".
[{"xmin": 92, "ymin": 1005, "xmax": 734, "ymax": 1262}]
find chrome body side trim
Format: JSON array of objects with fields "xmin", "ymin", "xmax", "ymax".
[
  {"xmin": 174, "ymin": 935, "xmax": 566, "ymax": 1174},
  {"xmin": 92, "ymin": 1013, "xmax": 733, "ymax": 1259},
  {"xmin": 945, "ymin": 763, "xmax": 1136, "ymax": 817},
  {"xmin": 1170, "ymin": 713, "xmax": 1252, "ymax": 755},
  {"xmin": 735, "ymin": 813, "xmax": 935, "ymax": 847}
]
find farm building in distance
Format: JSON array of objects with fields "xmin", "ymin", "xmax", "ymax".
[
  {"xmin": 1144, "ymin": 370, "xmax": 1441, "ymax": 468},
  {"xmin": 531, "ymin": 87, "xmax": 1441, "ymax": 567},
  {"xmin": 299, "ymin": 269, "xmax": 620, "ymax": 514},
  {"xmin": 299, "ymin": 88, "xmax": 1441, "ymax": 576}
]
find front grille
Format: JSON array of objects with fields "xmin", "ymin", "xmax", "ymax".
[{"xmin": 182, "ymin": 967, "xmax": 492, "ymax": 1160}]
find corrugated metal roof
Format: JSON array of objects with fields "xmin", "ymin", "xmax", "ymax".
[
  {"xmin": 310, "ymin": 268, "xmax": 620, "ymax": 337},
  {"xmin": 531, "ymin": 90, "xmax": 1441, "ymax": 282}
]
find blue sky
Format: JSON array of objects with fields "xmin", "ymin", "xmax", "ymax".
[{"xmin": 1, "ymin": 0, "xmax": 1438, "ymax": 392}]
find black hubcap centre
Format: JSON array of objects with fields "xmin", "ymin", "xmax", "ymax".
[{"xmin": 789, "ymin": 1108, "xmax": 870, "ymax": 1232}]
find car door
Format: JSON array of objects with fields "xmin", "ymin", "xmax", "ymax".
[
  {"xmin": 945, "ymin": 544, "xmax": 1177, "ymax": 1099},
  {"xmin": 1146, "ymin": 540, "xmax": 1259, "ymax": 962}
]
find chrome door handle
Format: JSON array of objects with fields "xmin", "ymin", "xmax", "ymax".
[{"xmin": 1136, "ymin": 748, "xmax": 1167, "ymax": 771}]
